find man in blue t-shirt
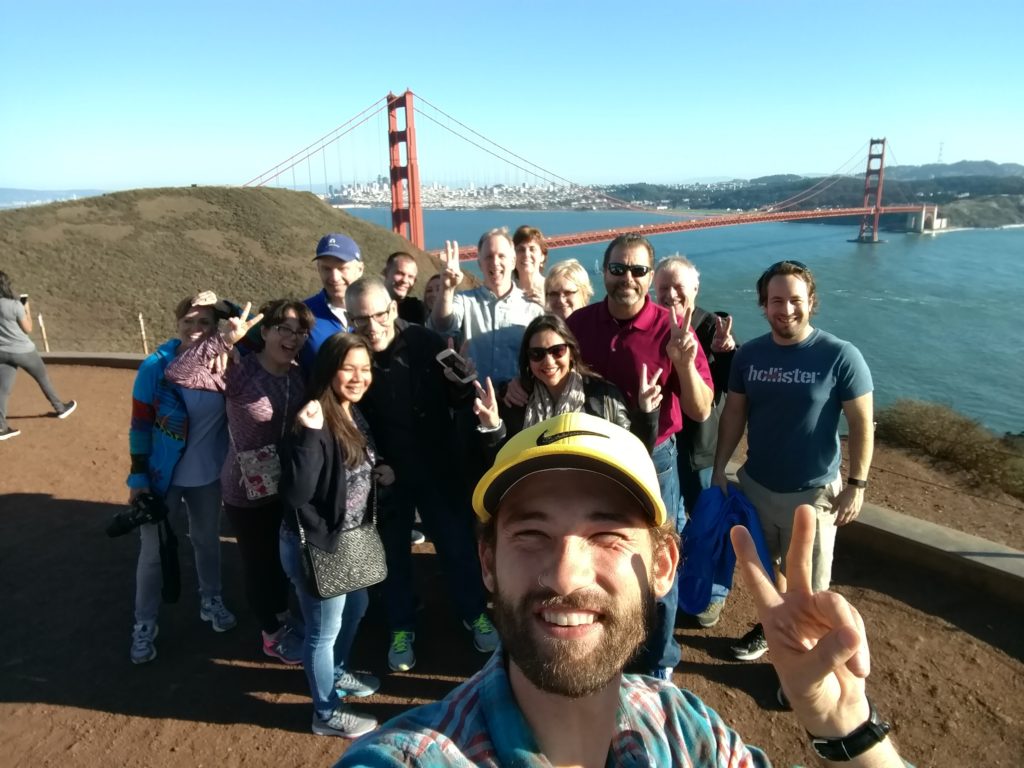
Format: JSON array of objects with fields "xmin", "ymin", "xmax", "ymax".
[{"xmin": 712, "ymin": 260, "xmax": 874, "ymax": 663}]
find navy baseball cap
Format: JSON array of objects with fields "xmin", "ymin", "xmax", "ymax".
[{"xmin": 315, "ymin": 233, "xmax": 361, "ymax": 262}]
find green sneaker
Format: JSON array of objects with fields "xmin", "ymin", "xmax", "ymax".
[
  {"xmin": 464, "ymin": 613, "xmax": 498, "ymax": 653},
  {"xmin": 387, "ymin": 630, "xmax": 416, "ymax": 672}
]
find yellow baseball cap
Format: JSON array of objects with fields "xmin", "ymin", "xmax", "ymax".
[{"xmin": 472, "ymin": 412, "xmax": 667, "ymax": 526}]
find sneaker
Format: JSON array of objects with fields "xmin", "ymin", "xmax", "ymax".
[
  {"xmin": 56, "ymin": 400, "xmax": 77, "ymax": 419},
  {"xmin": 200, "ymin": 596, "xmax": 237, "ymax": 632},
  {"xmin": 731, "ymin": 623, "xmax": 769, "ymax": 661},
  {"xmin": 410, "ymin": 528, "xmax": 426, "ymax": 545},
  {"xmin": 263, "ymin": 626, "xmax": 303, "ymax": 665},
  {"xmin": 696, "ymin": 599, "xmax": 725, "ymax": 628},
  {"xmin": 387, "ymin": 630, "xmax": 416, "ymax": 672},
  {"xmin": 130, "ymin": 622, "xmax": 158, "ymax": 664},
  {"xmin": 649, "ymin": 666, "xmax": 675, "ymax": 682},
  {"xmin": 335, "ymin": 670, "xmax": 381, "ymax": 698},
  {"xmin": 0, "ymin": 427, "xmax": 21, "ymax": 441},
  {"xmin": 464, "ymin": 613, "xmax": 499, "ymax": 653},
  {"xmin": 311, "ymin": 706, "xmax": 377, "ymax": 738},
  {"xmin": 777, "ymin": 684, "xmax": 791, "ymax": 710}
]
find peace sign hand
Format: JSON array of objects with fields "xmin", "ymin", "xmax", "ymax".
[
  {"xmin": 667, "ymin": 305, "xmax": 698, "ymax": 367},
  {"xmin": 440, "ymin": 240, "xmax": 463, "ymax": 290},
  {"xmin": 473, "ymin": 376, "xmax": 500, "ymax": 429},
  {"xmin": 638, "ymin": 363, "xmax": 664, "ymax": 413},
  {"xmin": 297, "ymin": 399, "xmax": 324, "ymax": 430},
  {"xmin": 220, "ymin": 302, "xmax": 263, "ymax": 347},
  {"xmin": 712, "ymin": 314, "xmax": 736, "ymax": 353}
]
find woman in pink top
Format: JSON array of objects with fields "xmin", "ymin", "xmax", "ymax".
[{"xmin": 165, "ymin": 298, "xmax": 314, "ymax": 665}]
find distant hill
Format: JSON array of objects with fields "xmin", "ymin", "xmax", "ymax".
[
  {"xmin": 0, "ymin": 186, "xmax": 439, "ymax": 352},
  {"xmin": 885, "ymin": 160, "xmax": 1024, "ymax": 181},
  {"xmin": 0, "ymin": 188, "xmax": 106, "ymax": 209}
]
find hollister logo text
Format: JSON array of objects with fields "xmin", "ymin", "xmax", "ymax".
[{"xmin": 746, "ymin": 366, "xmax": 819, "ymax": 384}]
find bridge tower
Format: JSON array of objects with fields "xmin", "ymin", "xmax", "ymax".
[
  {"xmin": 856, "ymin": 138, "xmax": 887, "ymax": 243},
  {"xmin": 386, "ymin": 91, "xmax": 424, "ymax": 249}
]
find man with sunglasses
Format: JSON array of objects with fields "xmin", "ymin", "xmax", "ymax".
[
  {"xmin": 712, "ymin": 260, "xmax": 873, "ymax": 666},
  {"xmin": 345, "ymin": 276, "xmax": 498, "ymax": 673},
  {"xmin": 301, "ymin": 232, "xmax": 365, "ymax": 369},
  {"xmin": 567, "ymin": 232, "xmax": 714, "ymax": 680}
]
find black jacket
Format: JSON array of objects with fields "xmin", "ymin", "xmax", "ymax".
[{"xmin": 679, "ymin": 306, "xmax": 738, "ymax": 469}]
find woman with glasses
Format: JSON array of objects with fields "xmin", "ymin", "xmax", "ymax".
[
  {"xmin": 125, "ymin": 292, "xmax": 237, "ymax": 664},
  {"xmin": 543, "ymin": 259, "xmax": 594, "ymax": 320},
  {"xmin": 472, "ymin": 314, "xmax": 660, "ymax": 455},
  {"xmin": 165, "ymin": 299, "xmax": 314, "ymax": 666}
]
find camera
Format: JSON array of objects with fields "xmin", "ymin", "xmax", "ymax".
[{"xmin": 106, "ymin": 492, "xmax": 169, "ymax": 537}]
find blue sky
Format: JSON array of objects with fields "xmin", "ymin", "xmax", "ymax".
[{"xmin": 2, "ymin": 0, "xmax": 1022, "ymax": 190}]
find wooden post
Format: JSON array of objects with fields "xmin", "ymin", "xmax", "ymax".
[
  {"xmin": 38, "ymin": 313, "xmax": 50, "ymax": 353},
  {"xmin": 138, "ymin": 312, "xmax": 149, "ymax": 355}
]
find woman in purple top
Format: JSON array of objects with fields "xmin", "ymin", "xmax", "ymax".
[
  {"xmin": 164, "ymin": 298, "xmax": 314, "ymax": 665},
  {"xmin": 279, "ymin": 333, "xmax": 392, "ymax": 739}
]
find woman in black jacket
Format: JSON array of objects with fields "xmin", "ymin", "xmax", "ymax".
[
  {"xmin": 279, "ymin": 333, "xmax": 392, "ymax": 739},
  {"xmin": 473, "ymin": 314, "xmax": 662, "ymax": 454}
]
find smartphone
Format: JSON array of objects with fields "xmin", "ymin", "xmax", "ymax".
[
  {"xmin": 435, "ymin": 348, "xmax": 477, "ymax": 383},
  {"xmin": 19, "ymin": 294, "xmax": 29, "ymax": 305}
]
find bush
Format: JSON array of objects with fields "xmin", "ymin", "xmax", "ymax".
[{"xmin": 876, "ymin": 400, "xmax": 1024, "ymax": 500}]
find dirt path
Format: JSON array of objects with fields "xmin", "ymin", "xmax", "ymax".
[{"xmin": 1, "ymin": 366, "xmax": 1022, "ymax": 766}]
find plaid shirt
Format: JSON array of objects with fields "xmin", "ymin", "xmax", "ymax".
[{"xmin": 336, "ymin": 651, "xmax": 770, "ymax": 767}]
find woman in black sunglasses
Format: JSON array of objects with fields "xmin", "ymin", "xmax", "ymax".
[{"xmin": 472, "ymin": 314, "xmax": 660, "ymax": 456}]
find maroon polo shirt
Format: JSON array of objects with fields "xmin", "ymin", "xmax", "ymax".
[{"xmin": 568, "ymin": 296, "xmax": 713, "ymax": 446}]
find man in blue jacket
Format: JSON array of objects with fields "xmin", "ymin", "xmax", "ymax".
[{"xmin": 301, "ymin": 233, "xmax": 364, "ymax": 368}]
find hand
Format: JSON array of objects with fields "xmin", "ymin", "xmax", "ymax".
[
  {"xmin": 666, "ymin": 305, "xmax": 698, "ymax": 367},
  {"xmin": 129, "ymin": 486, "xmax": 150, "ymax": 504},
  {"xmin": 711, "ymin": 314, "xmax": 736, "ymax": 353},
  {"xmin": 373, "ymin": 464, "xmax": 396, "ymax": 486},
  {"xmin": 833, "ymin": 485, "xmax": 865, "ymax": 526},
  {"xmin": 208, "ymin": 351, "xmax": 230, "ymax": 376},
  {"xmin": 503, "ymin": 376, "xmax": 529, "ymax": 408},
  {"xmin": 440, "ymin": 240, "xmax": 463, "ymax": 290},
  {"xmin": 297, "ymin": 399, "xmax": 324, "ymax": 430},
  {"xmin": 710, "ymin": 468, "xmax": 730, "ymax": 496},
  {"xmin": 637, "ymin": 363, "xmax": 664, "ymax": 413},
  {"xmin": 220, "ymin": 301, "xmax": 263, "ymax": 347},
  {"xmin": 731, "ymin": 505, "xmax": 873, "ymax": 738},
  {"xmin": 473, "ymin": 377, "xmax": 500, "ymax": 428}
]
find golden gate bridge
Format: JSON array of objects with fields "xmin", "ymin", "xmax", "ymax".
[{"xmin": 243, "ymin": 90, "xmax": 939, "ymax": 259}]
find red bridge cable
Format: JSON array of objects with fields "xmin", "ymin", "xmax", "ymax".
[{"xmin": 757, "ymin": 143, "xmax": 869, "ymax": 212}]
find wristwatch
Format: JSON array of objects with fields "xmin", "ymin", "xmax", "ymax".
[
  {"xmin": 846, "ymin": 476, "xmax": 868, "ymax": 489},
  {"xmin": 809, "ymin": 699, "xmax": 891, "ymax": 762}
]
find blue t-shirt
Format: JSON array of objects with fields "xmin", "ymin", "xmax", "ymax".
[
  {"xmin": 170, "ymin": 388, "xmax": 228, "ymax": 488},
  {"xmin": 729, "ymin": 328, "xmax": 872, "ymax": 492}
]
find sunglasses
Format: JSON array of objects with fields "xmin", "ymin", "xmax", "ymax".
[
  {"xmin": 607, "ymin": 262, "xmax": 652, "ymax": 278},
  {"xmin": 527, "ymin": 343, "xmax": 569, "ymax": 362}
]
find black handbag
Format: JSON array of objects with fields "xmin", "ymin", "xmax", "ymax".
[{"xmin": 296, "ymin": 483, "xmax": 388, "ymax": 599}]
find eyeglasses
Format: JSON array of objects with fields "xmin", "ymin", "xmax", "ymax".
[
  {"xmin": 272, "ymin": 324, "xmax": 310, "ymax": 341},
  {"xmin": 527, "ymin": 343, "xmax": 569, "ymax": 362},
  {"xmin": 607, "ymin": 262, "xmax": 652, "ymax": 278},
  {"xmin": 350, "ymin": 307, "xmax": 391, "ymax": 327},
  {"xmin": 546, "ymin": 289, "xmax": 579, "ymax": 300}
]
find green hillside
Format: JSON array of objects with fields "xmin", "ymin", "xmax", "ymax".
[{"xmin": 0, "ymin": 186, "xmax": 440, "ymax": 352}]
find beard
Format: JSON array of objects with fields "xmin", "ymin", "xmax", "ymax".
[{"xmin": 492, "ymin": 579, "xmax": 655, "ymax": 699}]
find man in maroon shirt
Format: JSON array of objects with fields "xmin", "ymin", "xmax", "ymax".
[{"xmin": 567, "ymin": 232, "xmax": 713, "ymax": 679}]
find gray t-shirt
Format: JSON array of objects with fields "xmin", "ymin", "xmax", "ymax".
[
  {"xmin": 170, "ymin": 388, "xmax": 228, "ymax": 488},
  {"xmin": 0, "ymin": 298, "xmax": 36, "ymax": 354},
  {"xmin": 729, "ymin": 328, "xmax": 873, "ymax": 492}
]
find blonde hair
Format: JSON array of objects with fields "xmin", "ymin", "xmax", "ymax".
[{"xmin": 544, "ymin": 259, "xmax": 594, "ymax": 305}]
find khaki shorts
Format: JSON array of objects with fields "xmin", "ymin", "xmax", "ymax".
[{"xmin": 737, "ymin": 466, "xmax": 842, "ymax": 592}]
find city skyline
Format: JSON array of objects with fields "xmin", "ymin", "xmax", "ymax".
[{"xmin": 2, "ymin": 0, "xmax": 1022, "ymax": 190}]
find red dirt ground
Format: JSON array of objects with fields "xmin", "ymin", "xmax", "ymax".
[{"xmin": 1, "ymin": 366, "xmax": 1022, "ymax": 767}]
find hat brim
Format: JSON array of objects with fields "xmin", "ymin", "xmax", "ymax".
[{"xmin": 313, "ymin": 252, "xmax": 360, "ymax": 263}]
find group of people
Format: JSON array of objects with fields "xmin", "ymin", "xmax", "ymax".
[{"xmin": 122, "ymin": 222, "xmax": 899, "ymax": 764}]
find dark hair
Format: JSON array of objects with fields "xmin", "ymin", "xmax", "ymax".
[
  {"xmin": 258, "ymin": 299, "xmax": 315, "ymax": 331},
  {"xmin": 517, "ymin": 314, "xmax": 596, "ymax": 393},
  {"xmin": 0, "ymin": 271, "xmax": 14, "ymax": 300},
  {"xmin": 513, "ymin": 225, "xmax": 549, "ymax": 256},
  {"xmin": 755, "ymin": 260, "xmax": 818, "ymax": 314},
  {"xmin": 602, "ymin": 232, "xmax": 655, "ymax": 269},
  {"xmin": 305, "ymin": 333, "xmax": 370, "ymax": 468}
]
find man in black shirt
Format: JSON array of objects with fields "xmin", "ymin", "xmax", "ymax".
[{"xmin": 384, "ymin": 251, "xmax": 428, "ymax": 324}]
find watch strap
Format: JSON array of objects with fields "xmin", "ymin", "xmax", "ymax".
[
  {"xmin": 846, "ymin": 476, "xmax": 868, "ymax": 489},
  {"xmin": 809, "ymin": 699, "xmax": 891, "ymax": 762}
]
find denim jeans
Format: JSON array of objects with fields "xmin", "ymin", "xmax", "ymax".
[
  {"xmin": 646, "ymin": 436, "xmax": 682, "ymax": 670},
  {"xmin": 279, "ymin": 527, "xmax": 368, "ymax": 720},
  {"xmin": 377, "ymin": 469, "xmax": 486, "ymax": 631},
  {"xmin": 0, "ymin": 348, "xmax": 64, "ymax": 429},
  {"xmin": 134, "ymin": 481, "xmax": 224, "ymax": 624},
  {"xmin": 678, "ymin": 463, "xmax": 730, "ymax": 604}
]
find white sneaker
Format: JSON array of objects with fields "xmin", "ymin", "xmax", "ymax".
[
  {"xmin": 200, "ymin": 596, "xmax": 237, "ymax": 632},
  {"xmin": 312, "ymin": 706, "xmax": 377, "ymax": 738},
  {"xmin": 130, "ymin": 622, "xmax": 158, "ymax": 664}
]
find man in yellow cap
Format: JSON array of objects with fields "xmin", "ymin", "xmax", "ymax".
[{"xmin": 337, "ymin": 413, "xmax": 905, "ymax": 767}]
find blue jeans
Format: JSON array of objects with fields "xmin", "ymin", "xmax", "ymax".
[
  {"xmin": 134, "ymin": 481, "xmax": 224, "ymax": 624},
  {"xmin": 646, "ymin": 436, "xmax": 682, "ymax": 670},
  {"xmin": 279, "ymin": 527, "xmax": 368, "ymax": 720},
  {"xmin": 678, "ymin": 463, "xmax": 730, "ymax": 605}
]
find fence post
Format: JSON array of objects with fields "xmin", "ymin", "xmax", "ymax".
[
  {"xmin": 38, "ymin": 313, "xmax": 50, "ymax": 353},
  {"xmin": 138, "ymin": 313, "xmax": 149, "ymax": 355}
]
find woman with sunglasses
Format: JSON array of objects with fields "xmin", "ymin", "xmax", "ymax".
[
  {"xmin": 472, "ymin": 314, "xmax": 661, "ymax": 454},
  {"xmin": 165, "ymin": 299, "xmax": 314, "ymax": 666}
]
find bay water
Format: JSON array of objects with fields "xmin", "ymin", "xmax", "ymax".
[{"xmin": 348, "ymin": 208, "xmax": 1024, "ymax": 434}]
